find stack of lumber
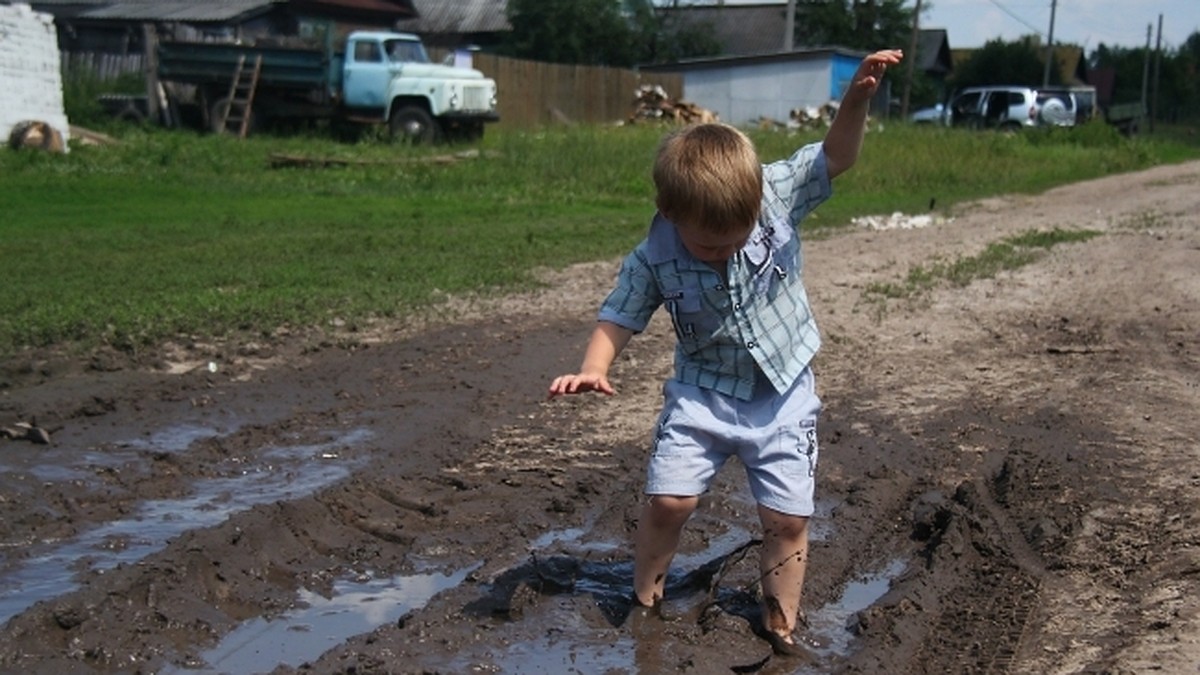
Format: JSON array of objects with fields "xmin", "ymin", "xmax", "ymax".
[{"xmin": 627, "ymin": 84, "xmax": 718, "ymax": 125}]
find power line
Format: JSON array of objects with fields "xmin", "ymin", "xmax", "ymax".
[{"xmin": 984, "ymin": 0, "xmax": 1046, "ymax": 37}]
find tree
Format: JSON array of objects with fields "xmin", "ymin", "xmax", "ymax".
[
  {"xmin": 503, "ymin": 0, "xmax": 633, "ymax": 66},
  {"xmin": 1090, "ymin": 32, "xmax": 1200, "ymax": 123},
  {"xmin": 502, "ymin": 0, "xmax": 721, "ymax": 67},
  {"xmin": 790, "ymin": 0, "xmax": 916, "ymax": 51},
  {"xmin": 951, "ymin": 38, "xmax": 1050, "ymax": 89}
]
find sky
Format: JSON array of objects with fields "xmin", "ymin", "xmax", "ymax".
[
  {"xmin": 701, "ymin": 1, "xmax": 1200, "ymax": 51},
  {"xmin": 922, "ymin": 0, "xmax": 1200, "ymax": 51}
]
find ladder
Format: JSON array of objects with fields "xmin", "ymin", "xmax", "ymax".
[{"xmin": 219, "ymin": 54, "xmax": 262, "ymax": 138}]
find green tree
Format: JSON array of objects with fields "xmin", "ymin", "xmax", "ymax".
[
  {"xmin": 1090, "ymin": 32, "xmax": 1200, "ymax": 123},
  {"xmin": 503, "ymin": 0, "xmax": 633, "ymax": 65},
  {"xmin": 502, "ymin": 0, "xmax": 721, "ymax": 67},
  {"xmin": 791, "ymin": 0, "xmax": 915, "ymax": 51},
  {"xmin": 951, "ymin": 38, "xmax": 1049, "ymax": 88}
]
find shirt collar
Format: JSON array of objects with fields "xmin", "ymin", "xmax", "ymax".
[{"xmin": 644, "ymin": 211, "xmax": 771, "ymax": 267}]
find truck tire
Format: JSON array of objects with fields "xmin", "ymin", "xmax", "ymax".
[
  {"xmin": 209, "ymin": 96, "xmax": 256, "ymax": 136},
  {"xmin": 389, "ymin": 106, "xmax": 440, "ymax": 144}
]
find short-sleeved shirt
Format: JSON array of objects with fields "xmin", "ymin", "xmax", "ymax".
[{"xmin": 598, "ymin": 142, "xmax": 831, "ymax": 401}]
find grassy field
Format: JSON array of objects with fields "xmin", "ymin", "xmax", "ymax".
[{"xmin": 1, "ymin": 120, "xmax": 1197, "ymax": 359}]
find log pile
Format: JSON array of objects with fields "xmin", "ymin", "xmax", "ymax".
[{"xmin": 627, "ymin": 84, "xmax": 718, "ymax": 125}]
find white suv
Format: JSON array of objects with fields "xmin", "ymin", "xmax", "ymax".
[{"xmin": 945, "ymin": 86, "xmax": 1077, "ymax": 130}]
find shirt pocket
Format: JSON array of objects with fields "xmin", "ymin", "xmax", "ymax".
[{"xmin": 664, "ymin": 286, "xmax": 727, "ymax": 354}]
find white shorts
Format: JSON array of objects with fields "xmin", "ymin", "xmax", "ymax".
[{"xmin": 645, "ymin": 367, "xmax": 822, "ymax": 517}]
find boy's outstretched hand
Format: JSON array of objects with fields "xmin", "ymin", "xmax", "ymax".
[
  {"xmin": 848, "ymin": 49, "xmax": 905, "ymax": 101},
  {"xmin": 547, "ymin": 373, "xmax": 615, "ymax": 399}
]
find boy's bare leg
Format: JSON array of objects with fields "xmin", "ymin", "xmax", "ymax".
[
  {"xmin": 757, "ymin": 505, "xmax": 810, "ymax": 639},
  {"xmin": 633, "ymin": 495, "xmax": 699, "ymax": 606}
]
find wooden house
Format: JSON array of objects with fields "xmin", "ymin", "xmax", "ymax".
[{"xmin": 25, "ymin": 0, "xmax": 417, "ymax": 54}]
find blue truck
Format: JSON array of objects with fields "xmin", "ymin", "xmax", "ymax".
[{"xmin": 151, "ymin": 30, "xmax": 498, "ymax": 143}]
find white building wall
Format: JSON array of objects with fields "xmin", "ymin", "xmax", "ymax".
[
  {"xmin": 0, "ymin": 3, "xmax": 71, "ymax": 146},
  {"xmin": 681, "ymin": 59, "xmax": 832, "ymax": 126}
]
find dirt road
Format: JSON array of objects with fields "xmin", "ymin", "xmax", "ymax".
[{"xmin": 1, "ymin": 160, "xmax": 1197, "ymax": 674}]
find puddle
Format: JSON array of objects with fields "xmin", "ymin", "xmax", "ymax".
[
  {"xmin": 487, "ymin": 525, "xmax": 906, "ymax": 673},
  {"xmin": 0, "ymin": 428, "xmax": 372, "ymax": 624},
  {"xmin": 121, "ymin": 422, "xmax": 233, "ymax": 454},
  {"xmin": 805, "ymin": 558, "xmax": 908, "ymax": 659},
  {"xmin": 168, "ymin": 564, "xmax": 477, "ymax": 674},
  {"xmin": 4, "ymin": 421, "xmax": 239, "ymax": 483}
]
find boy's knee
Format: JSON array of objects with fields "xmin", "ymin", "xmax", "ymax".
[
  {"xmin": 759, "ymin": 508, "xmax": 809, "ymax": 540},
  {"xmin": 645, "ymin": 495, "xmax": 699, "ymax": 525}
]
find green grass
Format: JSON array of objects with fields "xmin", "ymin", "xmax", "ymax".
[
  {"xmin": 864, "ymin": 228, "xmax": 1103, "ymax": 300},
  {"xmin": 1, "ymin": 120, "xmax": 1196, "ymax": 358}
]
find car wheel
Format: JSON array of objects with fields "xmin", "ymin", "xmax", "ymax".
[{"xmin": 389, "ymin": 106, "xmax": 440, "ymax": 144}]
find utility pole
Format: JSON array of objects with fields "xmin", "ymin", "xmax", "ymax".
[
  {"xmin": 1041, "ymin": 0, "xmax": 1057, "ymax": 87},
  {"xmin": 900, "ymin": 0, "xmax": 922, "ymax": 119},
  {"xmin": 1141, "ymin": 24, "xmax": 1151, "ymax": 121},
  {"xmin": 1151, "ymin": 13, "xmax": 1162, "ymax": 132},
  {"xmin": 784, "ymin": 0, "xmax": 796, "ymax": 51}
]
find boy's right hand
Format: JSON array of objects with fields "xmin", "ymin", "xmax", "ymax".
[{"xmin": 547, "ymin": 373, "xmax": 615, "ymax": 399}]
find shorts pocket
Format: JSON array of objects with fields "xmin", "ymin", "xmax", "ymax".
[{"xmin": 796, "ymin": 420, "xmax": 818, "ymax": 478}]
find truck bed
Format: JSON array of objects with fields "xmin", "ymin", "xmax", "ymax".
[{"xmin": 157, "ymin": 41, "xmax": 341, "ymax": 93}]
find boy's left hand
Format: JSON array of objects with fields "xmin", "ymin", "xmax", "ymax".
[{"xmin": 848, "ymin": 49, "xmax": 904, "ymax": 101}]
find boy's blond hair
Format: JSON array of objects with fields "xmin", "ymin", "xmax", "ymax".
[{"xmin": 653, "ymin": 123, "xmax": 763, "ymax": 235}]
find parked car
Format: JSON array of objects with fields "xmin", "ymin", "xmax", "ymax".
[
  {"xmin": 909, "ymin": 103, "xmax": 945, "ymax": 124},
  {"xmin": 946, "ymin": 86, "xmax": 1037, "ymax": 130},
  {"xmin": 943, "ymin": 85, "xmax": 1078, "ymax": 131}
]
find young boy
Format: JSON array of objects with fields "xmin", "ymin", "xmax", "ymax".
[{"xmin": 548, "ymin": 49, "xmax": 903, "ymax": 656}]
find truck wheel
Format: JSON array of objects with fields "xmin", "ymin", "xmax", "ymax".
[
  {"xmin": 390, "ymin": 106, "xmax": 439, "ymax": 144},
  {"xmin": 209, "ymin": 96, "xmax": 255, "ymax": 136}
]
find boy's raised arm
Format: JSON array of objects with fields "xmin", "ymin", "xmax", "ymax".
[
  {"xmin": 824, "ymin": 49, "xmax": 904, "ymax": 180},
  {"xmin": 548, "ymin": 321, "xmax": 634, "ymax": 398}
]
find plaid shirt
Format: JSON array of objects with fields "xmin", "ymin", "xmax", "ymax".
[{"xmin": 598, "ymin": 142, "xmax": 831, "ymax": 401}]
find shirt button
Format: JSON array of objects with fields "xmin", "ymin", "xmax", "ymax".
[
  {"xmin": 747, "ymin": 341, "xmax": 757, "ymax": 349},
  {"xmin": 734, "ymin": 303, "xmax": 741, "ymax": 310}
]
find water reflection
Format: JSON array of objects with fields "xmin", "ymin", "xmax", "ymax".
[{"xmin": 0, "ymin": 428, "xmax": 371, "ymax": 624}]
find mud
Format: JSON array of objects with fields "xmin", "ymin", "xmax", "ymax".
[{"xmin": 1, "ymin": 160, "xmax": 1198, "ymax": 674}]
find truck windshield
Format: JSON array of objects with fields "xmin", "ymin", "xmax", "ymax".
[{"xmin": 385, "ymin": 39, "xmax": 429, "ymax": 64}]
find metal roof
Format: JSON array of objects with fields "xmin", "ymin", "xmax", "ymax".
[
  {"xmin": 395, "ymin": 0, "xmax": 509, "ymax": 34},
  {"xmin": 77, "ymin": 0, "xmax": 280, "ymax": 22},
  {"xmin": 25, "ymin": 0, "xmax": 415, "ymax": 22}
]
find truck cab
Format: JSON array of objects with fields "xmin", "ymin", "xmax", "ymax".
[{"xmin": 341, "ymin": 32, "xmax": 498, "ymax": 143}]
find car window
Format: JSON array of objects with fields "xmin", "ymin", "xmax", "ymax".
[
  {"xmin": 385, "ymin": 39, "xmax": 429, "ymax": 63},
  {"xmin": 953, "ymin": 92, "xmax": 982, "ymax": 114},
  {"xmin": 353, "ymin": 40, "xmax": 382, "ymax": 63}
]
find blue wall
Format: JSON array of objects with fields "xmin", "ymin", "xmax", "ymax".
[{"xmin": 831, "ymin": 53, "xmax": 860, "ymax": 101}]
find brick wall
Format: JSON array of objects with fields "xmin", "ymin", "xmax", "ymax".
[{"xmin": 1, "ymin": 3, "xmax": 70, "ymax": 146}]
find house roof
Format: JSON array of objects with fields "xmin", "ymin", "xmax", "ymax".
[
  {"xmin": 395, "ymin": 0, "xmax": 509, "ymax": 34},
  {"xmin": 77, "ymin": 0, "xmax": 281, "ymax": 22},
  {"xmin": 26, "ymin": 0, "xmax": 415, "ymax": 22},
  {"xmin": 916, "ymin": 28, "xmax": 953, "ymax": 76},
  {"xmin": 660, "ymin": 4, "xmax": 789, "ymax": 57},
  {"xmin": 640, "ymin": 46, "xmax": 867, "ymax": 73}
]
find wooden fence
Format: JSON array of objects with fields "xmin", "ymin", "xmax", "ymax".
[
  {"xmin": 61, "ymin": 49, "xmax": 684, "ymax": 130},
  {"xmin": 61, "ymin": 51, "xmax": 144, "ymax": 82},
  {"xmin": 430, "ymin": 50, "xmax": 684, "ymax": 130}
]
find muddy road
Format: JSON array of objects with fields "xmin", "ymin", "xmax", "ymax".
[{"xmin": 1, "ymin": 160, "xmax": 1198, "ymax": 674}]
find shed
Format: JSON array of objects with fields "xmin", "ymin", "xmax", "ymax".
[
  {"xmin": 394, "ymin": 0, "xmax": 508, "ymax": 50},
  {"xmin": 640, "ymin": 48, "xmax": 877, "ymax": 127},
  {"xmin": 26, "ymin": 0, "xmax": 417, "ymax": 54}
]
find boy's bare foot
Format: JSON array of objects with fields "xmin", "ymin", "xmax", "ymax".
[{"xmin": 763, "ymin": 630, "xmax": 814, "ymax": 659}]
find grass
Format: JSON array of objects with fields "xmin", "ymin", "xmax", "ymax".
[
  {"xmin": 1, "ymin": 118, "xmax": 1196, "ymax": 359},
  {"xmin": 864, "ymin": 228, "xmax": 1104, "ymax": 300}
]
